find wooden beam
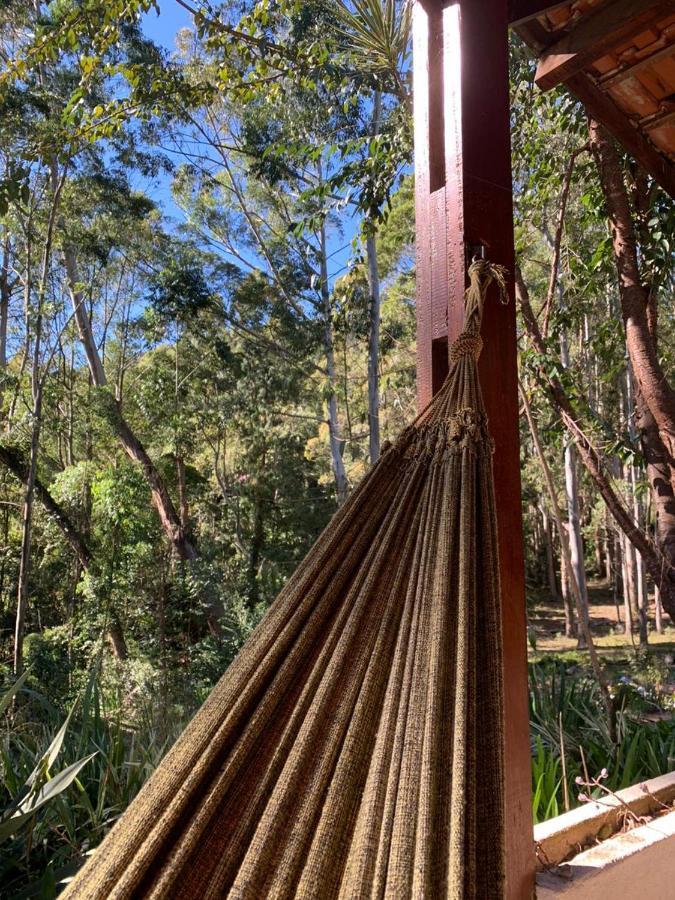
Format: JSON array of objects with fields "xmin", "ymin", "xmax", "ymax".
[
  {"xmin": 566, "ymin": 71, "xmax": 675, "ymax": 196},
  {"xmin": 412, "ymin": 3, "xmax": 535, "ymax": 898},
  {"xmin": 508, "ymin": 0, "xmax": 569, "ymax": 27},
  {"xmin": 514, "ymin": 18, "xmax": 554, "ymax": 53},
  {"xmin": 535, "ymin": 0, "xmax": 675, "ymax": 92}
]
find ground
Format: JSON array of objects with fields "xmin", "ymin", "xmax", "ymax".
[{"xmin": 529, "ymin": 579, "xmax": 675, "ymax": 656}]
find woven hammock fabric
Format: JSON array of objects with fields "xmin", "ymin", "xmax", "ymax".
[{"xmin": 64, "ymin": 262, "xmax": 507, "ymax": 900}]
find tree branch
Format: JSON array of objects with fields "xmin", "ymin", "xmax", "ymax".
[{"xmin": 0, "ymin": 444, "xmax": 91, "ymax": 570}]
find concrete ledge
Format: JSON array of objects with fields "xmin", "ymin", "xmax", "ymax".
[
  {"xmin": 534, "ymin": 770, "xmax": 675, "ymax": 870},
  {"xmin": 536, "ymin": 807, "xmax": 675, "ymax": 898}
]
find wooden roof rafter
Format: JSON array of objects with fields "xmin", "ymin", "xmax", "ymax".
[
  {"xmin": 534, "ymin": 0, "xmax": 675, "ymax": 90},
  {"xmin": 508, "ymin": 1, "xmax": 577, "ymax": 27},
  {"xmin": 514, "ymin": 0, "xmax": 675, "ymax": 198}
]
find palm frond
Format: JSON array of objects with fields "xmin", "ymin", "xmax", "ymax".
[{"xmin": 331, "ymin": 0, "xmax": 411, "ymax": 83}]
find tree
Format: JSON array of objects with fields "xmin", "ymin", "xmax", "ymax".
[{"xmin": 589, "ymin": 120, "xmax": 675, "ymax": 618}]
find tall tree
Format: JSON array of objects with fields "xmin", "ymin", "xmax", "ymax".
[{"xmin": 589, "ymin": 120, "xmax": 675, "ymax": 618}]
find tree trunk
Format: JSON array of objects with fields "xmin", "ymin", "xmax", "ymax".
[
  {"xmin": 655, "ymin": 584, "xmax": 664, "ymax": 635},
  {"xmin": 366, "ymin": 91, "xmax": 382, "ymax": 466},
  {"xmin": 629, "ymin": 470, "xmax": 648, "ymax": 646},
  {"xmin": 114, "ymin": 408, "xmax": 197, "ymax": 559},
  {"xmin": 366, "ymin": 231, "xmax": 381, "ymax": 465},
  {"xmin": 564, "ymin": 439, "xmax": 591, "ymax": 648},
  {"xmin": 533, "ymin": 511, "xmax": 542, "ymax": 562},
  {"xmin": 62, "ymin": 246, "xmax": 107, "ymax": 385},
  {"xmin": 520, "ymin": 380, "xmax": 615, "ymax": 735},
  {"xmin": 0, "ymin": 444, "xmax": 91, "ymax": 569},
  {"xmin": 0, "ymin": 507, "xmax": 7, "ymax": 605},
  {"xmin": 562, "ymin": 567, "xmax": 576, "ymax": 638},
  {"xmin": 176, "ymin": 454, "xmax": 190, "ymax": 535},
  {"xmin": 319, "ymin": 225, "xmax": 349, "ymax": 505},
  {"xmin": 107, "ymin": 617, "xmax": 128, "ymax": 661},
  {"xmin": 14, "ymin": 172, "xmax": 59, "ymax": 674},
  {"xmin": 63, "ymin": 257, "xmax": 199, "ymax": 552},
  {"xmin": 62, "ymin": 250, "xmax": 225, "ymax": 633},
  {"xmin": 590, "ymin": 119, "xmax": 675, "ymax": 618},
  {"xmin": 158, "ymin": 562, "xmax": 169, "ymax": 731},
  {"xmin": 590, "ymin": 121, "xmax": 675, "ymax": 466},
  {"xmin": 559, "ymin": 547, "xmax": 576, "ymax": 638},
  {"xmin": 248, "ymin": 485, "xmax": 265, "ymax": 611},
  {"xmin": 624, "ymin": 367, "xmax": 648, "ymax": 646},
  {"xmin": 560, "ymin": 328, "xmax": 591, "ymax": 648},
  {"xmin": 14, "ymin": 363, "xmax": 42, "ymax": 675},
  {"xmin": 516, "ymin": 268, "xmax": 675, "ymax": 616},
  {"xmin": 620, "ymin": 529, "xmax": 636, "ymax": 642},
  {"xmin": 593, "ymin": 531, "xmax": 602, "ymax": 577},
  {"xmin": 542, "ymin": 508, "xmax": 559, "ymax": 600},
  {"xmin": 0, "ymin": 230, "xmax": 9, "ymax": 373},
  {"xmin": 14, "ymin": 405, "xmax": 40, "ymax": 674},
  {"xmin": 612, "ymin": 529, "xmax": 623, "ymax": 628},
  {"xmin": 633, "ymin": 378, "xmax": 675, "ymax": 608}
]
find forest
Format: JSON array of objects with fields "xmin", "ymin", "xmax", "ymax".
[{"xmin": 0, "ymin": 0, "xmax": 674, "ymax": 896}]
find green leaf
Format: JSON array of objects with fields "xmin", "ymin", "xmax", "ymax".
[
  {"xmin": 19, "ymin": 754, "xmax": 97, "ymax": 817},
  {"xmin": 26, "ymin": 706, "xmax": 75, "ymax": 788},
  {"xmin": 0, "ymin": 809, "xmax": 36, "ymax": 843},
  {"xmin": 0, "ymin": 669, "xmax": 31, "ymax": 718}
]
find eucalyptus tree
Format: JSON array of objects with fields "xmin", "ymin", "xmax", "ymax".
[
  {"xmin": 0, "ymin": 2, "xmax": 236, "ymax": 639},
  {"xmin": 160, "ymin": 0, "xmax": 405, "ymax": 501},
  {"xmin": 0, "ymin": 8, "xmax": 95, "ymax": 669},
  {"xmin": 2, "ymin": 0, "xmax": 413, "ymax": 496},
  {"xmin": 179, "ymin": 0, "xmax": 412, "ymax": 478},
  {"xmin": 331, "ymin": 0, "xmax": 411, "ymax": 463},
  {"xmin": 511, "ymin": 40, "xmax": 675, "ymax": 627},
  {"xmin": 589, "ymin": 121, "xmax": 675, "ymax": 620},
  {"xmin": 165, "ymin": 97, "xmax": 347, "ymax": 500},
  {"xmin": 5, "ymin": 163, "xmax": 73, "ymax": 674}
]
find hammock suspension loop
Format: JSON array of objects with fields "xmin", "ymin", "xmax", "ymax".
[{"xmin": 447, "ymin": 257, "xmax": 508, "ymax": 365}]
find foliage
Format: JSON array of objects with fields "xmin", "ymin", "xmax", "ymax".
[
  {"xmin": 0, "ymin": 0, "xmax": 674, "ymax": 892},
  {"xmin": 531, "ymin": 734, "xmax": 561, "ymax": 825},
  {"xmin": 529, "ymin": 658, "xmax": 675, "ymax": 823},
  {"xmin": 0, "ymin": 654, "xmax": 217, "ymax": 897}
]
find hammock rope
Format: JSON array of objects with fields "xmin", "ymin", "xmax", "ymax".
[{"xmin": 64, "ymin": 260, "xmax": 508, "ymax": 900}]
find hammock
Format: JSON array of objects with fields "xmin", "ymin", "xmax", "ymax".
[{"xmin": 64, "ymin": 261, "xmax": 507, "ymax": 900}]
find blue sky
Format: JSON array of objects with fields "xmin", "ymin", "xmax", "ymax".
[
  {"xmin": 136, "ymin": 3, "xmax": 192, "ymax": 228},
  {"xmin": 138, "ymin": 2, "xmax": 358, "ymax": 286},
  {"xmin": 141, "ymin": 2, "xmax": 192, "ymax": 53}
]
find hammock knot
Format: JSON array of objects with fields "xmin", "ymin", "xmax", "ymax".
[
  {"xmin": 449, "ymin": 332, "xmax": 483, "ymax": 363},
  {"xmin": 447, "ymin": 408, "xmax": 489, "ymax": 448},
  {"xmin": 406, "ymin": 409, "xmax": 492, "ymax": 463}
]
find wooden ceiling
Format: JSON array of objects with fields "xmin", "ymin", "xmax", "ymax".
[{"xmin": 510, "ymin": 0, "xmax": 675, "ymax": 196}]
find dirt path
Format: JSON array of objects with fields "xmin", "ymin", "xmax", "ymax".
[{"xmin": 529, "ymin": 579, "xmax": 675, "ymax": 654}]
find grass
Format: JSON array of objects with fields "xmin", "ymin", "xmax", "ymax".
[{"xmin": 528, "ymin": 577, "xmax": 675, "ymax": 654}]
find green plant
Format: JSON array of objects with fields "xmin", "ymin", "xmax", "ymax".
[
  {"xmin": 0, "ymin": 666, "xmax": 188, "ymax": 897},
  {"xmin": 531, "ymin": 735, "xmax": 561, "ymax": 824},
  {"xmin": 529, "ymin": 658, "xmax": 675, "ymax": 823},
  {"xmin": 0, "ymin": 673, "xmax": 95, "ymax": 896}
]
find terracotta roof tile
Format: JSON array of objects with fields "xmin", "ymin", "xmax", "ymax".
[{"xmin": 529, "ymin": 2, "xmax": 675, "ymax": 173}]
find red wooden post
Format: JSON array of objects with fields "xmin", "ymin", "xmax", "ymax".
[{"xmin": 413, "ymin": 2, "xmax": 535, "ymax": 897}]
